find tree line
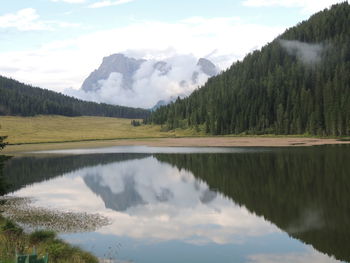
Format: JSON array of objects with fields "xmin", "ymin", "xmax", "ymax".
[
  {"xmin": 147, "ymin": 2, "xmax": 350, "ymax": 136},
  {"xmin": 0, "ymin": 76, "xmax": 150, "ymax": 119}
]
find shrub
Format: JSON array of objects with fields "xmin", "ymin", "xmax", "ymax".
[
  {"xmin": 1, "ymin": 220, "xmax": 23, "ymax": 236},
  {"xmin": 29, "ymin": 230, "xmax": 56, "ymax": 244}
]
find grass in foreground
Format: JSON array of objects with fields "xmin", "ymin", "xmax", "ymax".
[
  {"xmin": 1, "ymin": 116, "xmax": 348, "ymax": 148},
  {"xmin": 0, "ymin": 216, "xmax": 98, "ymax": 263},
  {"xmin": 0, "ymin": 115, "xmax": 202, "ymax": 145}
]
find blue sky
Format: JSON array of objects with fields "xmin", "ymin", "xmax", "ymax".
[{"xmin": 0, "ymin": 0, "xmax": 347, "ymax": 92}]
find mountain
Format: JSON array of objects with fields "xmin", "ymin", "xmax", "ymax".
[
  {"xmin": 78, "ymin": 53, "xmax": 219, "ymax": 109},
  {"xmin": 82, "ymin": 53, "xmax": 146, "ymax": 92},
  {"xmin": 0, "ymin": 75, "xmax": 149, "ymax": 118},
  {"xmin": 81, "ymin": 54, "xmax": 218, "ymax": 92},
  {"xmin": 151, "ymin": 98, "xmax": 173, "ymax": 111},
  {"xmin": 148, "ymin": 2, "xmax": 350, "ymax": 136},
  {"xmin": 196, "ymin": 58, "xmax": 218, "ymax": 78}
]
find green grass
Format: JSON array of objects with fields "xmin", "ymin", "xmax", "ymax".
[
  {"xmin": 0, "ymin": 115, "xmax": 202, "ymax": 145},
  {"xmin": 0, "ymin": 216, "xmax": 98, "ymax": 263},
  {"xmin": 1, "ymin": 115, "xmax": 347, "ymax": 147}
]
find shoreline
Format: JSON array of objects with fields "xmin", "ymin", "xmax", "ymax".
[
  {"xmin": 0, "ymin": 205, "xmax": 99, "ymax": 263},
  {"xmin": 2, "ymin": 136, "xmax": 350, "ymax": 155}
]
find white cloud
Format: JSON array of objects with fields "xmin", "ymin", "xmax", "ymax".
[
  {"xmin": 54, "ymin": 21, "xmax": 82, "ymax": 28},
  {"xmin": 51, "ymin": 0, "xmax": 86, "ymax": 3},
  {"xmin": 0, "ymin": 8, "xmax": 52, "ymax": 31},
  {"xmin": 247, "ymin": 248, "xmax": 341, "ymax": 263},
  {"xmin": 88, "ymin": 0, "xmax": 134, "ymax": 8},
  {"xmin": 242, "ymin": 0, "xmax": 348, "ymax": 14},
  {"xmin": 0, "ymin": 16, "xmax": 285, "ymax": 95},
  {"xmin": 0, "ymin": 8, "xmax": 81, "ymax": 31},
  {"xmin": 13, "ymin": 157, "xmax": 279, "ymax": 244},
  {"xmin": 66, "ymin": 54, "xmax": 213, "ymax": 108},
  {"xmin": 279, "ymin": 40, "xmax": 325, "ymax": 65}
]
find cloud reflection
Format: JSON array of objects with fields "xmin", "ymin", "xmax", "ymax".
[
  {"xmin": 12, "ymin": 156, "xmax": 278, "ymax": 245},
  {"xmin": 247, "ymin": 247, "xmax": 342, "ymax": 263}
]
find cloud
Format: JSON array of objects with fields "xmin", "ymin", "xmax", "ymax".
[
  {"xmin": 285, "ymin": 208, "xmax": 324, "ymax": 234},
  {"xmin": 53, "ymin": 21, "xmax": 82, "ymax": 28},
  {"xmin": 242, "ymin": 0, "xmax": 348, "ymax": 14},
  {"xmin": 0, "ymin": 8, "xmax": 52, "ymax": 31},
  {"xmin": 0, "ymin": 8, "xmax": 81, "ymax": 31},
  {"xmin": 13, "ymin": 156, "xmax": 279, "ymax": 244},
  {"xmin": 51, "ymin": 0, "xmax": 86, "ymax": 3},
  {"xmin": 65, "ymin": 54, "xmax": 213, "ymax": 108},
  {"xmin": 0, "ymin": 16, "xmax": 284, "ymax": 95},
  {"xmin": 88, "ymin": 0, "xmax": 135, "ymax": 8},
  {"xmin": 279, "ymin": 39, "xmax": 325, "ymax": 65},
  {"xmin": 247, "ymin": 248, "xmax": 341, "ymax": 263}
]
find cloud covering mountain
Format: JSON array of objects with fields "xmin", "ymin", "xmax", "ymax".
[{"xmin": 66, "ymin": 53, "xmax": 219, "ymax": 108}]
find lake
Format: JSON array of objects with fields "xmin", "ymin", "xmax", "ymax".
[{"xmin": 1, "ymin": 145, "xmax": 349, "ymax": 263}]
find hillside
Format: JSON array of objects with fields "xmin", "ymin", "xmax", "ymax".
[
  {"xmin": 148, "ymin": 2, "xmax": 350, "ymax": 136},
  {"xmin": 0, "ymin": 75, "xmax": 149, "ymax": 118}
]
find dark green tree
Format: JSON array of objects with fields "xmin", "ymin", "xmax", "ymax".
[
  {"xmin": 147, "ymin": 2, "xmax": 350, "ymax": 136},
  {"xmin": 0, "ymin": 125, "xmax": 7, "ymax": 151},
  {"xmin": 0, "ymin": 125, "xmax": 8, "ymax": 195},
  {"xmin": 0, "ymin": 75, "xmax": 150, "ymax": 119},
  {"xmin": 0, "ymin": 136, "xmax": 7, "ymax": 150}
]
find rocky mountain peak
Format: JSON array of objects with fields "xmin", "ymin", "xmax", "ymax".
[
  {"xmin": 79, "ymin": 53, "xmax": 220, "ymax": 108},
  {"xmin": 197, "ymin": 58, "xmax": 219, "ymax": 77},
  {"xmin": 82, "ymin": 53, "xmax": 145, "ymax": 92}
]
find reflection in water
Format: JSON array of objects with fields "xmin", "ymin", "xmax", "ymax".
[
  {"xmin": 3, "ymin": 145, "xmax": 349, "ymax": 263},
  {"xmin": 247, "ymin": 248, "xmax": 341, "ymax": 263},
  {"xmin": 0, "ymin": 155, "xmax": 11, "ymax": 195},
  {"xmin": 2, "ymin": 153, "xmax": 149, "ymax": 194},
  {"xmin": 13, "ymin": 157, "xmax": 276, "ymax": 245},
  {"xmin": 84, "ymin": 171, "xmax": 146, "ymax": 212},
  {"xmin": 83, "ymin": 157, "xmax": 219, "ymax": 213},
  {"xmin": 155, "ymin": 145, "xmax": 350, "ymax": 263}
]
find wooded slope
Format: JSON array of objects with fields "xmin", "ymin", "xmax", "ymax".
[
  {"xmin": 0, "ymin": 76, "xmax": 149, "ymax": 119},
  {"xmin": 149, "ymin": 3, "xmax": 350, "ymax": 136}
]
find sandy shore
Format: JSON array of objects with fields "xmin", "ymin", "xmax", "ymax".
[{"xmin": 1, "ymin": 137, "xmax": 350, "ymax": 155}]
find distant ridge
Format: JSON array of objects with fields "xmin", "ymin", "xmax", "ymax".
[{"xmin": 0, "ymin": 75, "xmax": 149, "ymax": 118}]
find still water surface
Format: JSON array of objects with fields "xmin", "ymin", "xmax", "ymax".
[{"xmin": 3, "ymin": 145, "xmax": 350, "ymax": 263}]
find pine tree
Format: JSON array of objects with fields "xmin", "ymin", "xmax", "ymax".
[
  {"xmin": 0, "ymin": 135, "xmax": 7, "ymax": 151},
  {"xmin": 0, "ymin": 75, "xmax": 150, "ymax": 119},
  {"xmin": 0, "ymin": 125, "xmax": 7, "ymax": 150},
  {"xmin": 148, "ymin": 2, "xmax": 350, "ymax": 136}
]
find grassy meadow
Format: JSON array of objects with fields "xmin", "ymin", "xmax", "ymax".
[{"xmin": 0, "ymin": 115, "xmax": 201, "ymax": 145}]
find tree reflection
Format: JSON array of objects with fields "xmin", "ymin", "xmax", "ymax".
[{"xmin": 155, "ymin": 145, "xmax": 350, "ymax": 262}]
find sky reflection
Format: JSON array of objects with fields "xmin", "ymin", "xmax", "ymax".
[{"xmin": 11, "ymin": 153, "xmax": 344, "ymax": 263}]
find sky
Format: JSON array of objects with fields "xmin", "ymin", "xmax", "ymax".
[{"xmin": 0, "ymin": 0, "xmax": 348, "ymax": 95}]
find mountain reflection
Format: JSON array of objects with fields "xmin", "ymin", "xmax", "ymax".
[
  {"xmin": 83, "ymin": 157, "xmax": 219, "ymax": 212},
  {"xmin": 11, "ymin": 154, "xmax": 278, "ymax": 246},
  {"xmin": 84, "ymin": 172, "xmax": 146, "ymax": 211},
  {"xmin": 4, "ymin": 145, "xmax": 350, "ymax": 262}
]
